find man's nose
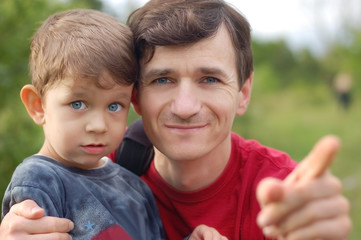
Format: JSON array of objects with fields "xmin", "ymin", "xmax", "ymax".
[{"xmin": 170, "ymin": 81, "xmax": 201, "ymax": 119}]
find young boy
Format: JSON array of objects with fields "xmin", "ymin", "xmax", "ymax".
[{"xmin": 1, "ymin": 9, "xmax": 163, "ymax": 240}]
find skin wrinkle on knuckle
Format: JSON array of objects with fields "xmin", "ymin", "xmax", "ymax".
[
  {"xmin": 261, "ymin": 193, "xmax": 303, "ymax": 226},
  {"xmin": 6, "ymin": 216, "xmax": 22, "ymax": 234},
  {"xmin": 333, "ymin": 176, "xmax": 343, "ymax": 193},
  {"xmin": 344, "ymin": 196, "xmax": 351, "ymax": 213},
  {"xmin": 337, "ymin": 195, "xmax": 350, "ymax": 214},
  {"xmin": 278, "ymin": 195, "xmax": 350, "ymax": 238},
  {"xmin": 279, "ymin": 205, "xmax": 317, "ymax": 233},
  {"xmin": 53, "ymin": 233, "xmax": 70, "ymax": 240},
  {"xmin": 47, "ymin": 219, "xmax": 58, "ymax": 231},
  {"xmin": 296, "ymin": 177, "xmax": 338, "ymax": 201},
  {"xmin": 338, "ymin": 215, "xmax": 352, "ymax": 238},
  {"xmin": 287, "ymin": 218, "xmax": 348, "ymax": 240},
  {"xmin": 303, "ymin": 195, "xmax": 349, "ymax": 226}
]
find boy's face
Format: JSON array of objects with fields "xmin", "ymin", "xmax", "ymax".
[
  {"xmin": 134, "ymin": 24, "xmax": 252, "ymax": 162},
  {"xmin": 39, "ymin": 74, "xmax": 133, "ymax": 169}
]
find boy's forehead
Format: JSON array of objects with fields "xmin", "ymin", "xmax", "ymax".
[
  {"xmin": 56, "ymin": 77, "xmax": 89, "ymax": 89},
  {"xmin": 54, "ymin": 76, "xmax": 133, "ymax": 96},
  {"xmin": 59, "ymin": 72, "xmax": 124, "ymax": 89}
]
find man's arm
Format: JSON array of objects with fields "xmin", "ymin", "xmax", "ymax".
[
  {"xmin": 187, "ymin": 225, "xmax": 228, "ymax": 240},
  {"xmin": 0, "ymin": 200, "xmax": 73, "ymax": 240},
  {"xmin": 257, "ymin": 135, "xmax": 352, "ymax": 239}
]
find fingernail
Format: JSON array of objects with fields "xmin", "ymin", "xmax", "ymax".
[
  {"xmin": 257, "ymin": 214, "xmax": 269, "ymax": 227},
  {"xmin": 263, "ymin": 226, "xmax": 278, "ymax": 237},
  {"xmin": 31, "ymin": 206, "xmax": 40, "ymax": 214},
  {"xmin": 69, "ymin": 221, "xmax": 74, "ymax": 230}
]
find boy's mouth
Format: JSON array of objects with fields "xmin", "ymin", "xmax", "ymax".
[{"xmin": 82, "ymin": 144, "xmax": 106, "ymax": 154}]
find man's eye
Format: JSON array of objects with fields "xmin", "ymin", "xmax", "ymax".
[
  {"xmin": 155, "ymin": 77, "xmax": 170, "ymax": 84},
  {"xmin": 204, "ymin": 77, "xmax": 218, "ymax": 84},
  {"xmin": 71, "ymin": 101, "xmax": 86, "ymax": 110},
  {"xmin": 108, "ymin": 103, "xmax": 122, "ymax": 112}
]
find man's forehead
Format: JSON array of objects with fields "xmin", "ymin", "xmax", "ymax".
[{"xmin": 140, "ymin": 24, "xmax": 234, "ymax": 64}]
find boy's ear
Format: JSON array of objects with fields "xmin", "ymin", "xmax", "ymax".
[
  {"xmin": 20, "ymin": 84, "xmax": 45, "ymax": 125},
  {"xmin": 236, "ymin": 72, "xmax": 253, "ymax": 116},
  {"xmin": 131, "ymin": 88, "xmax": 142, "ymax": 116}
]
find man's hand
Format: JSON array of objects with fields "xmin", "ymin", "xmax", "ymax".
[
  {"xmin": 256, "ymin": 135, "xmax": 352, "ymax": 239},
  {"xmin": 188, "ymin": 225, "xmax": 228, "ymax": 240},
  {"xmin": 0, "ymin": 200, "xmax": 74, "ymax": 240}
]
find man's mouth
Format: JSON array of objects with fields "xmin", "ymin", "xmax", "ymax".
[{"xmin": 165, "ymin": 123, "xmax": 208, "ymax": 131}]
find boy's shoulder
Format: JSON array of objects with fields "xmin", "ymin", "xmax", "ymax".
[{"xmin": 9, "ymin": 155, "xmax": 66, "ymax": 188}]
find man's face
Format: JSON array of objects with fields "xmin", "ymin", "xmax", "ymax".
[{"xmin": 134, "ymin": 24, "xmax": 252, "ymax": 162}]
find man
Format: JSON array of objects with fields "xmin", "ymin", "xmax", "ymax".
[{"xmin": 0, "ymin": 0, "xmax": 351, "ymax": 239}]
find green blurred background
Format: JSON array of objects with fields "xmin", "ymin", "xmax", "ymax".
[{"xmin": 1, "ymin": 0, "xmax": 360, "ymax": 238}]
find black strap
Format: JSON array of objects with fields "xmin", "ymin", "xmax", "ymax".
[{"xmin": 115, "ymin": 119, "xmax": 154, "ymax": 176}]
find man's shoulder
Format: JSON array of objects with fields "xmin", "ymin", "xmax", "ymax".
[{"xmin": 231, "ymin": 132, "xmax": 297, "ymax": 174}]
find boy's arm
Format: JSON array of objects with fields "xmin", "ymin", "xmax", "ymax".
[
  {"xmin": 0, "ymin": 200, "xmax": 73, "ymax": 240},
  {"xmin": 1, "ymin": 159, "xmax": 73, "ymax": 240}
]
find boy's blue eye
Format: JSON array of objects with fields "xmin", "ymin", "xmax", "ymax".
[
  {"xmin": 71, "ymin": 101, "xmax": 86, "ymax": 110},
  {"xmin": 108, "ymin": 103, "xmax": 122, "ymax": 112}
]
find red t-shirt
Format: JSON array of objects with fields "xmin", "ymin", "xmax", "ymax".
[{"xmin": 141, "ymin": 133, "xmax": 297, "ymax": 240}]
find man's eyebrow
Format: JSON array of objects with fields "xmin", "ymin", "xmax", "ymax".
[
  {"xmin": 141, "ymin": 67, "xmax": 230, "ymax": 82},
  {"xmin": 141, "ymin": 69, "xmax": 173, "ymax": 80},
  {"xmin": 198, "ymin": 67, "xmax": 228, "ymax": 78}
]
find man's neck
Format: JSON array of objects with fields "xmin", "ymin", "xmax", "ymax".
[{"xmin": 153, "ymin": 137, "xmax": 232, "ymax": 191}]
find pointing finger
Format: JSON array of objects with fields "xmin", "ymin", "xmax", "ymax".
[{"xmin": 286, "ymin": 135, "xmax": 340, "ymax": 184}]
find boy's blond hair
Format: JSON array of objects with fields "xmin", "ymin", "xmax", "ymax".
[{"xmin": 30, "ymin": 9, "xmax": 137, "ymax": 96}]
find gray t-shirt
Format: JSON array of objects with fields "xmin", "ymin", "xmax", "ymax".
[{"xmin": 2, "ymin": 155, "xmax": 164, "ymax": 240}]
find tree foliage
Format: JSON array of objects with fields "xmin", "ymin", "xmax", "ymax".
[{"xmin": 0, "ymin": 0, "xmax": 103, "ymax": 205}]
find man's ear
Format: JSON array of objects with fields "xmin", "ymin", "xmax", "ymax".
[
  {"xmin": 131, "ymin": 87, "xmax": 142, "ymax": 116},
  {"xmin": 236, "ymin": 72, "xmax": 253, "ymax": 116},
  {"xmin": 20, "ymin": 84, "xmax": 45, "ymax": 125}
]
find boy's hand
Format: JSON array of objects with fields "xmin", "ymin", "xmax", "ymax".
[
  {"xmin": 188, "ymin": 225, "xmax": 228, "ymax": 240},
  {"xmin": 0, "ymin": 199, "xmax": 74, "ymax": 240},
  {"xmin": 256, "ymin": 135, "xmax": 351, "ymax": 239}
]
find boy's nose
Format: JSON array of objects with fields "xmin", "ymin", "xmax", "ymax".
[{"xmin": 85, "ymin": 112, "xmax": 107, "ymax": 133}]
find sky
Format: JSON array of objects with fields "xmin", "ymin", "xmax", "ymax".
[{"xmin": 103, "ymin": 0, "xmax": 361, "ymax": 56}]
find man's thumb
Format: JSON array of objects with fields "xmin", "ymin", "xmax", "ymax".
[{"xmin": 11, "ymin": 199, "xmax": 45, "ymax": 219}]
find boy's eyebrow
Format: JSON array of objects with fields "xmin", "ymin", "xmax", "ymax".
[
  {"xmin": 70, "ymin": 90, "xmax": 131, "ymax": 99},
  {"xmin": 68, "ymin": 90, "xmax": 87, "ymax": 99},
  {"xmin": 116, "ymin": 91, "xmax": 132, "ymax": 100}
]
